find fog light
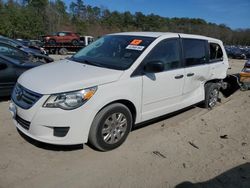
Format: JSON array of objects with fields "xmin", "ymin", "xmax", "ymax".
[{"xmin": 53, "ymin": 127, "xmax": 70, "ymax": 137}]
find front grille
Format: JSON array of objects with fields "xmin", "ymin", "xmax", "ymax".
[
  {"xmin": 16, "ymin": 115, "xmax": 30, "ymax": 130},
  {"xmin": 12, "ymin": 84, "xmax": 42, "ymax": 109}
]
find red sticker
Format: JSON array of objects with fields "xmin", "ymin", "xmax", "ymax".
[{"xmin": 130, "ymin": 39, "xmax": 142, "ymax": 45}]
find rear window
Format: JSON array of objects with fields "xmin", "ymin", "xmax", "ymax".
[{"xmin": 183, "ymin": 39, "xmax": 207, "ymax": 67}]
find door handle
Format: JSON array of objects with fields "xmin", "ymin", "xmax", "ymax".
[
  {"xmin": 187, "ymin": 73, "xmax": 195, "ymax": 77},
  {"xmin": 174, "ymin": 75, "xmax": 184, "ymax": 79}
]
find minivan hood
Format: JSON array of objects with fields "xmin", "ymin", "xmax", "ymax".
[{"xmin": 18, "ymin": 59, "xmax": 123, "ymax": 94}]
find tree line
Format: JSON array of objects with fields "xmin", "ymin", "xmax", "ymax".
[{"xmin": 0, "ymin": 0, "xmax": 249, "ymax": 45}]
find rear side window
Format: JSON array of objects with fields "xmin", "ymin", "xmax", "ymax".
[
  {"xmin": 144, "ymin": 38, "xmax": 181, "ymax": 71},
  {"xmin": 58, "ymin": 32, "xmax": 66, "ymax": 36},
  {"xmin": 183, "ymin": 39, "xmax": 207, "ymax": 67},
  {"xmin": 209, "ymin": 43, "xmax": 223, "ymax": 62}
]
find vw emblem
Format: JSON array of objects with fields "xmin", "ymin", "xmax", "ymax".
[{"xmin": 16, "ymin": 88, "xmax": 23, "ymax": 101}]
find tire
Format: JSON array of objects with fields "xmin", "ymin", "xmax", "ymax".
[
  {"xmin": 59, "ymin": 48, "xmax": 68, "ymax": 55},
  {"xmin": 72, "ymin": 39, "xmax": 79, "ymax": 46},
  {"xmin": 204, "ymin": 83, "xmax": 220, "ymax": 109},
  {"xmin": 48, "ymin": 39, "xmax": 56, "ymax": 46},
  {"xmin": 240, "ymin": 83, "xmax": 249, "ymax": 91},
  {"xmin": 88, "ymin": 103, "xmax": 133, "ymax": 151}
]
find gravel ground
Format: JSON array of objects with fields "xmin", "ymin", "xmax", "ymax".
[{"xmin": 0, "ymin": 58, "xmax": 249, "ymax": 188}]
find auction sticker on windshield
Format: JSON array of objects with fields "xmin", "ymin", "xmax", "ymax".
[
  {"xmin": 126, "ymin": 45, "xmax": 145, "ymax": 51},
  {"xmin": 130, "ymin": 39, "xmax": 142, "ymax": 45}
]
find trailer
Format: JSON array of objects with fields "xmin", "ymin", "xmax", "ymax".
[{"xmin": 43, "ymin": 45, "xmax": 84, "ymax": 55}]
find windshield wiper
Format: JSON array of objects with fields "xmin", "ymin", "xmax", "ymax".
[
  {"xmin": 71, "ymin": 57, "xmax": 119, "ymax": 69},
  {"xmin": 76, "ymin": 58, "xmax": 104, "ymax": 68}
]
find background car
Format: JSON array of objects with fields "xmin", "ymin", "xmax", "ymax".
[
  {"xmin": 0, "ymin": 42, "xmax": 53, "ymax": 63},
  {"xmin": 43, "ymin": 31, "xmax": 80, "ymax": 46},
  {"xmin": 16, "ymin": 39, "xmax": 31, "ymax": 46},
  {"xmin": 0, "ymin": 36, "xmax": 47, "ymax": 55},
  {"xmin": 0, "ymin": 54, "xmax": 43, "ymax": 97},
  {"xmin": 225, "ymin": 45, "xmax": 250, "ymax": 59}
]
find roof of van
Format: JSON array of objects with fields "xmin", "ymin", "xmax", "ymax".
[{"xmin": 110, "ymin": 32, "xmax": 221, "ymax": 42}]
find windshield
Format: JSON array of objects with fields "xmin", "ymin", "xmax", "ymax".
[
  {"xmin": 0, "ymin": 37, "xmax": 23, "ymax": 48},
  {"xmin": 13, "ymin": 39, "xmax": 25, "ymax": 47},
  {"xmin": 72, "ymin": 35, "xmax": 155, "ymax": 70}
]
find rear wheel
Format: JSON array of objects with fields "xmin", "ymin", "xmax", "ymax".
[
  {"xmin": 59, "ymin": 48, "xmax": 68, "ymax": 55},
  {"xmin": 72, "ymin": 39, "xmax": 79, "ymax": 46},
  {"xmin": 88, "ymin": 103, "xmax": 132, "ymax": 151},
  {"xmin": 204, "ymin": 83, "xmax": 220, "ymax": 109}
]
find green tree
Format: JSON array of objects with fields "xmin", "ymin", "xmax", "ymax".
[{"xmin": 0, "ymin": 0, "xmax": 249, "ymax": 45}]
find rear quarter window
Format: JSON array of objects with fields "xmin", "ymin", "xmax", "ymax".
[{"xmin": 209, "ymin": 43, "xmax": 223, "ymax": 62}]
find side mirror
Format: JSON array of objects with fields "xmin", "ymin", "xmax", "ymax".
[
  {"xmin": 0, "ymin": 63, "xmax": 7, "ymax": 70},
  {"xmin": 144, "ymin": 61, "xmax": 164, "ymax": 73}
]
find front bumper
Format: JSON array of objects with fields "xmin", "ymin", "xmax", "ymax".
[{"xmin": 9, "ymin": 95, "xmax": 96, "ymax": 145}]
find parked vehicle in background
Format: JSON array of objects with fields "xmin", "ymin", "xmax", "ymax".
[
  {"xmin": 43, "ymin": 35, "xmax": 94, "ymax": 55},
  {"xmin": 0, "ymin": 42, "xmax": 54, "ymax": 63},
  {"xmin": 80, "ymin": 36, "xmax": 94, "ymax": 46},
  {"xmin": 242, "ymin": 48, "xmax": 250, "ymax": 59},
  {"xmin": 0, "ymin": 54, "xmax": 43, "ymax": 97},
  {"xmin": 29, "ymin": 40, "xmax": 44, "ymax": 48},
  {"xmin": 0, "ymin": 36, "xmax": 47, "ymax": 55},
  {"xmin": 16, "ymin": 39, "xmax": 31, "ymax": 46},
  {"xmin": 43, "ymin": 31, "xmax": 80, "ymax": 46},
  {"xmin": 225, "ymin": 45, "xmax": 250, "ymax": 59},
  {"xmin": 9, "ymin": 32, "xmax": 229, "ymax": 151}
]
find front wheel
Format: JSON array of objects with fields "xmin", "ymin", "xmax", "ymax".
[
  {"xmin": 204, "ymin": 83, "xmax": 220, "ymax": 109},
  {"xmin": 88, "ymin": 103, "xmax": 132, "ymax": 151}
]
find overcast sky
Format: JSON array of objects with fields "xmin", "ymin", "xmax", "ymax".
[{"xmin": 65, "ymin": 0, "xmax": 250, "ymax": 29}]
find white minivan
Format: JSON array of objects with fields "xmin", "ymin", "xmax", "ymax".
[{"xmin": 9, "ymin": 32, "xmax": 229, "ymax": 151}]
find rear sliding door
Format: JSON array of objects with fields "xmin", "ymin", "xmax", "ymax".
[{"xmin": 181, "ymin": 38, "xmax": 210, "ymax": 103}]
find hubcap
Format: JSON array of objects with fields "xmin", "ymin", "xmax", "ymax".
[
  {"xmin": 209, "ymin": 89, "xmax": 219, "ymax": 108},
  {"xmin": 102, "ymin": 113, "xmax": 127, "ymax": 144}
]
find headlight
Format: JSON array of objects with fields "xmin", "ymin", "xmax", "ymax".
[{"xmin": 43, "ymin": 86, "xmax": 97, "ymax": 110}]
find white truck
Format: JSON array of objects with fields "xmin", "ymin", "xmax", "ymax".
[{"xmin": 10, "ymin": 32, "xmax": 229, "ymax": 151}]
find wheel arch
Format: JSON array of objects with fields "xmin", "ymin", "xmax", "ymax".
[
  {"xmin": 205, "ymin": 79, "xmax": 222, "ymax": 85},
  {"xmin": 97, "ymin": 99, "xmax": 137, "ymax": 125}
]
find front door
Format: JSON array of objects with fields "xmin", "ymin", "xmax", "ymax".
[{"xmin": 141, "ymin": 38, "xmax": 185, "ymax": 121}]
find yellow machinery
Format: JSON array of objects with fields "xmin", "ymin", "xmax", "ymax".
[{"xmin": 240, "ymin": 60, "xmax": 250, "ymax": 90}]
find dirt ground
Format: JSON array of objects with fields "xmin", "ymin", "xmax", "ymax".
[{"xmin": 0, "ymin": 58, "xmax": 249, "ymax": 188}]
